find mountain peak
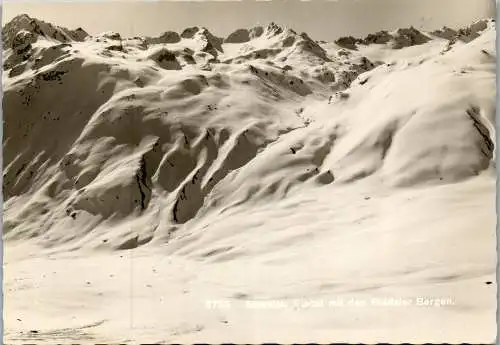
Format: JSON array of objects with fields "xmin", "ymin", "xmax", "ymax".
[
  {"xmin": 2, "ymin": 13, "xmax": 89, "ymax": 48},
  {"xmin": 264, "ymin": 22, "xmax": 286, "ymax": 36}
]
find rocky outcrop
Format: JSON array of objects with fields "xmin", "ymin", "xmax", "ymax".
[
  {"xmin": 335, "ymin": 36, "xmax": 362, "ymax": 50},
  {"xmin": 362, "ymin": 30, "xmax": 392, "ymax": 44},
  {"xmin": 147, "ymin": 48, "xmax": 182, "ymax": 70},
  {"xmin": 2, "ymin": 14, "xmax": 88, "ymax": 48},
  {"xmin": 392, "ymin": 27, "xmax": 431, "ymax": 49},
  {"xmin": 225, "ymin": 28, "xmax": 251, "ymax": 43},
  {"xmin": 146, "ymin": 31, "xmax": 181, "ymax": 44}
]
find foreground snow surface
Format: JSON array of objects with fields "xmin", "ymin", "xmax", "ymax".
[{"xmin": 2, "ymin": 15, "xmax": 497, "ymax": 342}]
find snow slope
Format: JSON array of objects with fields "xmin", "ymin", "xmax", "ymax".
[{"xmin": 2, "ymin": 14, "xmax": 497, "ymax": 343}]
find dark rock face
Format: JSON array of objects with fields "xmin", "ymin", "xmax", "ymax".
[
  {"xmin": 11, "ymin": 30, "xmax": 36, "ymax": 53},
  {"xmin": 431, "ymin": 26, "xmax": 458, "ymax": 40},
  {"xmin": 432, "ymin": 20, "xmax": 490, "ymax": 44},
  {"xmin": 159, "ymin": 31, "xmax": 181, "ymax": 43},
  {"xmin": 102, "ymin": 32, "xmax": 122, "ymax": 40},
  {"xmin": 225, "ymin": 29, "xmax": 250, "ymax": 44},
  {"xmin": 363, "ymin": 30, "xmax": 392, "ymax": 44},
  {"xmin": 146, "ymin": 31, "xmax": 181, "ymax": 45},
  {"xmin": 2, "ymin": 14, "xmax": 88, "ymax": 49},
  {"xmin": 180, "ymin": 26, "xmax": 200, "ymax": 39},
  {"xmin": 392, "ymin": 27, "xmax": 431, "ymax": 49},
  {"xmin": 147, "ymin": 48, "xmax": 182, "ymax": 70},
  {"xmin": 249, "ymin": 26, "xmax": 264, "ymax": 39},
  {"xmin": 336, "ymin": 27, "xmax": 431, "ymax": 50},
  {"xmin": 335, "ymin": 36, "xmax": 362, "ymax": 50}
]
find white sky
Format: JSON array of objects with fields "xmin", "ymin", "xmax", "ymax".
[{"xmin": 2, "ymin": 0, "xmax": 496, "ymax": 41}]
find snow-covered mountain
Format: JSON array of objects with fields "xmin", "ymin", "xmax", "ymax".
[{"xmin": 3, "ymin": 14, "xmax": 496, "ymax": 343}]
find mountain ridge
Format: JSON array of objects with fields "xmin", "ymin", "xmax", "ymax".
[{"xmin": 2, "ymin": 14, "xmax": 496, "ymax": 252}]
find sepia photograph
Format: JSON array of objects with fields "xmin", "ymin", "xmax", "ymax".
[{"xmin": 2, "ymin": 0, "xmax": 497, "ymax": 342}]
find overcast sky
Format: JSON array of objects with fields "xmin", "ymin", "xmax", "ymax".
[{"xmin": 2, "ymin": 0, "xmax": 495, "ymax": 41}]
